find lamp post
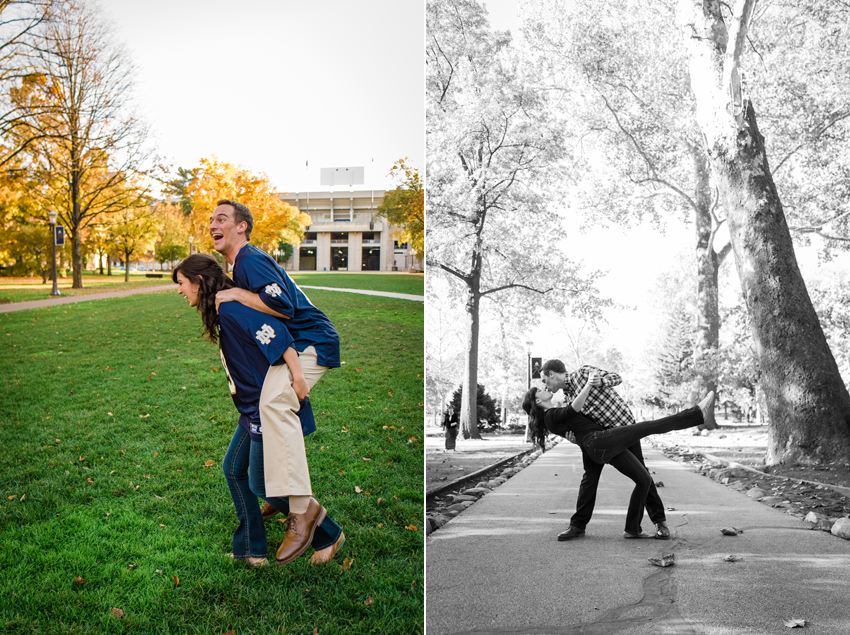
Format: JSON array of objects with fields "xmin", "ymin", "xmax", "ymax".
[{"xmin": 48, "ymin": 211, "xmax": 60, "ymax": 297}]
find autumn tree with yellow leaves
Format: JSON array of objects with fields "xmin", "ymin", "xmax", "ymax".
[
  {"xmin": 182, "ymin": 157, "xmax": 310, "ymax": 256},
  {"xmin": 377, "ymin": 158, "xmax": 424, "ymax": 262}
]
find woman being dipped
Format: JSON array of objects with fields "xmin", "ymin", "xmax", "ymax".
[
  {"xmin": 522, "ymin": 373, "xmax": 714, "ymax": 538},
  {"xmin": 174, "ymin": 254, "xmax": 345, "ymax": 566}
]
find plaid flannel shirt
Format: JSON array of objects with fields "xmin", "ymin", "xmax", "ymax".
[{"xmin": 562, "ymin": 365, "xmax": 635, "ymax": 429}]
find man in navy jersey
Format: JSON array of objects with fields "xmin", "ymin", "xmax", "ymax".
[{"xmin": 210, "ymin": 199, "xmax": 342, "ymax": 565}]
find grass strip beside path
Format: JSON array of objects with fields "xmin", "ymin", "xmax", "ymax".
[
  {"xmin": 0, "ymin": 273, "xmax": 170, "ymax": 304},
  {"xmin": 291, "ymin": 273, "xmax": 423, "ymax": 296},
  {"xmin": 0, "ymin": 289, "xmax": 424, "ymax": 634}
]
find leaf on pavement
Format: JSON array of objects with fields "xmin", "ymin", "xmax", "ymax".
[
  {"xmin": 784, "ymin": 619, "xmax": 806, "ymax": 628},
  {"xmin": 647, "ymin": 553, "xmax": 676, "ymax": 568}
]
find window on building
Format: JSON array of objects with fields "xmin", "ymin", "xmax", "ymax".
[
  {"xmin": 331, "ymin": 232, "xmax": 348, "ymax": 244},
  {"xmin": 304, "ymin": 232, "xmax": 317, "ymax": 242},
  {"xmin": 362, "ymin": 247, "xmax": 380, "ymax": 271},
  {"xmin": 331, "ymin": 247, "xmax": 348, "ymax": 271},
  {"xmin": 299, "ymin": 247, "xmax": 317, "ymax": 271},
  {"xmin": 394, "ymin": 240, "xmax": 409, "ymax": 250}
]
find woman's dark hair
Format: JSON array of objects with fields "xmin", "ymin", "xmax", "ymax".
[
  {"xmin": 521, "ymin": 387, "xmax": 548, "ymax": 450},
  {"xmin": 172, "ymin": 253, "xmax": 234, "ymax": 344}
]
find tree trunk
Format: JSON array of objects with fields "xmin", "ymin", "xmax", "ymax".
[
  {"xmin": 723, "ymin": 105, "xmax": 850, "ymax": 464},
  {"xmin": 107, "ymin": 253, "xmax": 112, "ymax": 276},
  {"xmin": 124, "ymin": 252, "xmax": 130, "ymax": 282},
  {"xmin": 692, "ymin": 149, "xmax": 719, "ymax": 429},
  {"xmin": 460, "ymin": 260, "xmax": 482, "ymax": 440},
  {"xmin": 681, "ymin": 0, "xmax": 850, "ymax": 465}
]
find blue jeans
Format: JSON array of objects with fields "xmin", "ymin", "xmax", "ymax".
[{"xmin": 222, "ymin": 425, "xmax": 343, "ymax": 559}]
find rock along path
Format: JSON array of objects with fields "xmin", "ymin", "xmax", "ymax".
[{"xmin": 426, "ymin": 440, "xmax": 850, "ymax": 635}]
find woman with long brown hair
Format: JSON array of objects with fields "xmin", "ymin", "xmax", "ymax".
[
  {"xmin": 522, "ymin": 373, "xmax": 714, "ymax": 538},
  {"xmin": 173, "ymin": 254, "xmax": 344, "ymax": 566}
]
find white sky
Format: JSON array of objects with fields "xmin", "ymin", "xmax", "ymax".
[{"xmin": 102, "ymin": 0, "xmax": 424, "ymax": 194}]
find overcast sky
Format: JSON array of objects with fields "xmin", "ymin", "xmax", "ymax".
[{"xmin": 103, "ymin": 0, "xmax": 424, "ymax": 194}]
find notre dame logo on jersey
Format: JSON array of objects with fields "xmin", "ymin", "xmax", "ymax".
[{"xmin": 255, "ymin": 324, "xmax": 275, "ymax": 345}]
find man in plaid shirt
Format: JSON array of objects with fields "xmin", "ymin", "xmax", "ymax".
[{"xmin": 541, "ymin": 359, "xmax": 669, "ymax": 541}]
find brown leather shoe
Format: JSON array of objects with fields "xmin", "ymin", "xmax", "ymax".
[
  {"xmin": 275, "ymin": 498, "xmax": 327, "ymax": 565},
  {"xmin": 261, "ymin": 502, "xmax": 281, "ymax": 521},
  {"xmin": 311, "ymin": 532, "xmax": 345, "ymax": 564}
]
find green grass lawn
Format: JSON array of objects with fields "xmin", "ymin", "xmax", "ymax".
[
  {"xmin": 0, "ymin": 272, "xmax": 169, "ymax": 304},
  {"xmin": 290, "ymin": 273, "xmax": 423, "ymax": 296},
  {"xmin": 0, "ymin": 289, "xmax": 423, "ymax": 634},
  {"xmin": 0, "ymin": 271, "xmax": 423, "ymax": 305}
]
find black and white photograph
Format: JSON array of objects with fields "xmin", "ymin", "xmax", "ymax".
[{"xmin": 425, "ymin": 0, "xmax": 850, "ymax": 633}]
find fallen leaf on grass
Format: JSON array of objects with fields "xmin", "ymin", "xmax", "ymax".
[
  {"xmin": 377, "ymin": 498, "xmax": 383, "ymax": 504},
  {"xmin": 128, "ymin": 564, "xmax": 137, "ymax": 569},
  {"xmin": 154, "ymin": 452, "xmax": 159, "ymax": 458},
  {"xmin": 648, "ymin": 553, "xmax": 676, "ymax": 568},
  {"xmin": 362, "ymin": 457, "xmax": 372, "ymax": 461},
  {"xmin": 723, "ymin": 554, "xmax": 742, "ymax": 562},
  {"xmin": 339, "ymin": 557, "xmax": 354, "ymax": 571},
  {"xmin": 204, "ymin": 460, "xmax": 215, "ymax": 467},
  {"xmin": 159, "ymin": 524, "xmax": 167, "ymax": 527},
  {"xmin": 86, "ymin": 478, "xmax": 95, "ymax": 484},
  {"xmin": 365, "ymin": 596, "xmax": 374, "ymax": 606},
  {"xmin": 222, "ymin": 631, "xmax": 235, "ymax": 635},
  {"xmin": 155, "ymin": 569, "xmax": 163, "ymax": 575},
  {"xmin": 405, "ymin": 525, "xmax": 418, "ymax": 531},
  {"xmin": 19, "ymin": 494, "xmax": 25, "ymax": 502},
  {"xmin": 355, "ymin": 486, "xmax": 362, "ymax": 494},
  {"xmin": 173, "ymin": 574, "xmax": 179, "ymax": 587},
  {"xmin": 721, "ymin": 527, "xmax": 744, "ymax": 536},
  {"xmin": 784, "ymin": 619, "xmax": 806, "ymax": 628},
  {"xmin": 666, "ymin": 507, "xmax": 676, "ymax": 511},
  {"xmin": 7, "ymin": 495, "xmax": 14, "ymax": 500},
  {"xmin": 73, "ymin": 577, "xmax": 85, "ymax": 584},
  {"xmin": 654, "ymin": 481, "xmax": 664, "ymax": 487},
  {"xmin": 111, "ymin": 608, "xmax": 124, "ymax": 618},
  {"xmin": 107, "ymin": 412, "xmax": 113, "ymax": 416}
]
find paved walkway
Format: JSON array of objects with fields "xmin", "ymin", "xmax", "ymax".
[
  {"xmin": 0, "ymin": 284, "xmax": 423, "ymax": 313},
  {"xmin": 427, "ymin": 440, "xmax": 850, "ymax": 635}
]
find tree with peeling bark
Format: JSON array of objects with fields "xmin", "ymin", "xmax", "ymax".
[
  {"xmin": 524, "ymin": 0, "xmax": 733, "ymax": 418},
  {"xmin": 426, "ymin": 0, "xmax": 602, "ymax": 440},
  {"xmin": 677, "ymin": 0, "xmax": 850, "ymax": 464}
]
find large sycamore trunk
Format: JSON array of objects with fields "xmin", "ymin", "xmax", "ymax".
[
  {"xmin": 716, "ymin": 104, "xmax": 850, "ymax": 464},
  {"xmin": 681, "ymin": 0, "xmax": 850, "ymax": 464},
  {"xmin": 692, "ymin": 149, "xmax": 720, "ymax": 428}
]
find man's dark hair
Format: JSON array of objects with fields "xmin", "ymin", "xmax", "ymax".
[
  {"xmin": 541, "ymin": 359, "xmax": 567, "ymax": 376},
  {"xmin": 217, "ymin": 199, "xmax": 253, "ymax": 241}
]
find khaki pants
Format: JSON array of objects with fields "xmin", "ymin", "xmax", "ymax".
[{"xmin": 259, "ymin": 346, "xmax": 327, "ymax": 497}]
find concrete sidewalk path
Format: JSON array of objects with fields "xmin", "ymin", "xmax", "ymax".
[
  {"xmin": 426, "ymin": 440, "xmax": 850, "ymax": 635},
  {"xmin": 0, "ymin": 284, "xmax": 176, "ymax": 313},
  {"xmin": 0, "ymin": 284, "xmax": 424, "ymax": 313}
]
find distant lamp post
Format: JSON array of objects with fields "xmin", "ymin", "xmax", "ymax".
[{"xmin": 48, "ymin": 211, "xmax": 60, "ymax": 297}]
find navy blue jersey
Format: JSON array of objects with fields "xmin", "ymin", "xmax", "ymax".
[
  {"xmin": 217, "ymin": 302, "xmax": 316, "ymax": 440},
  {"xmin": 232, "ymin": 243, "xmax": 340, "ymax": 368}
]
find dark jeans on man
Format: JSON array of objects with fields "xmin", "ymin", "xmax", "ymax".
[
  {"xmin": 570, "ymin": 407, "xmax": 704, "ymax": 534},
  {"xmin": 570, "ymin": 441, "xmax": 665, "ymax": 534}
]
